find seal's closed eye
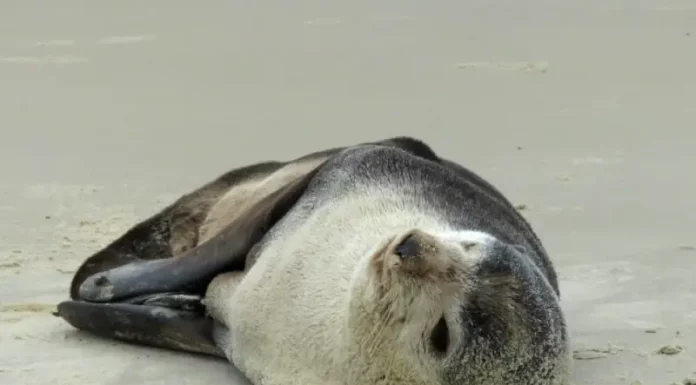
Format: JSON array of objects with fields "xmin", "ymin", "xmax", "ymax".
[{"xmin": 430, "ymin": 315, "xmax": 450, "ymax": 355}]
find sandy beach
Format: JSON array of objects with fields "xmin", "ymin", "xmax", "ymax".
[{"xmin": 1, "ymin": 1, "xmax": 695, "ymax": 384}]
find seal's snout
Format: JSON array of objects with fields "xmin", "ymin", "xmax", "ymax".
[
  {"xmin": 394, "ymin": 233, "xmax": 420, "ymax": 260},
  {"xmin": 378, "ymin": 229, "xmax": 453, "ymax": 279}
]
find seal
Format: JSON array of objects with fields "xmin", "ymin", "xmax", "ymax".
[{"xmin": 57, "ymin": 136, "xmax": 572, "ymax": 385}]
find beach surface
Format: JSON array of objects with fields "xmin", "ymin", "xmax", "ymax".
[{"xmin": 1, "ymin": 1, "xmax": 695, "ymax": 384}]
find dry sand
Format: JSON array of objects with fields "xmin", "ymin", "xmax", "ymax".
[{"xmin": 1, "ymin": 1, "xmax": 695, "ymax": 384}]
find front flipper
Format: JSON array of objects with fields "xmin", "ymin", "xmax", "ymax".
[
  {"xmin": 77, "ymin": 165, "xmax": 322, "ymax": 303},
  {"xmin": 56, "ymin": 300, "xmax": 225, "ymax": 358}
]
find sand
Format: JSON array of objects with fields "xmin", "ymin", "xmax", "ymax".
[{"xmin": 1, "ymin": 1, "xmax": 695, "ymax": 384}]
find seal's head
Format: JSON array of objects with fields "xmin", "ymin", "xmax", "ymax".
[{"xmin": 348, "ymin": 229, "xmax": 571, "ymax": 385}]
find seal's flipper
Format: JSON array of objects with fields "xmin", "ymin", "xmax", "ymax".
[
  {"xmin": 77, "ymin": 164, "xmax": 324, "ymax": 303},
  {"xmin": 68, "ymin": 161, "xmax": 284, "ymax": 300},
  {"xmin": 57, "ymin": 300, "xmax": 225, "ymax": 358},
  {"xmin": 123, "ymin": 292, "xmax": 204, "ymax": 312}
]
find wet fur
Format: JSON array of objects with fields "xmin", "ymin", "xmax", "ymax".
[{"xmin": 65, "ymin": 136, "xmax": 570, "ymax": 385}]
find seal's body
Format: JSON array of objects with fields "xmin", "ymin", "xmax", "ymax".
[
  {"xmin": 205, "ymin": 144, "xmax": 571, "ymax": 385},
  {"xmin": 58, "ymin": 137, "xmax": 571, "ymax": 385}
]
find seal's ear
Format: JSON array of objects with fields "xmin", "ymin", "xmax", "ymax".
[{"xmin": 74, "ymin": 164, "xmax": 324, "ymax": 303}]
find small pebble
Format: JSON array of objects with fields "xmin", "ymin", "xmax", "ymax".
[
  {"xmin": 657, "ymin": 344, "xmax": 683, "ymax": 355},
  {"xmin": 0, "ymin": 262, "xmax": 20, "ymax": 268},
  {"xmin": 573, "ymin": 350, "xmax": 607, "ymax": 360},
  {"xmin": 573, "ymin": 344, "xmax": 624, "ymax": 360}
]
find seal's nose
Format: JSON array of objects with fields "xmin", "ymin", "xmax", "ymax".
[{"xmin": 394, "ymin": 234, "xmax": 420, "ymax": 259}]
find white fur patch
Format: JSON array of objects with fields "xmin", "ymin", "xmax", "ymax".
[
  {"xmin": 205, "ymin": 185, "xmax": 503, "ymax": 385},
  {"xmin": 439, "ymin": 230, "xmax": 496, "ymax": 261}
]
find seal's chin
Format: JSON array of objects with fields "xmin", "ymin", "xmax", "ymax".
[
  {"xmin": 360, "ymin": 228, "xmax": 473, "ymax": 354},
  {"xmin": 351, "ymin": 232, "xmax": 468, "ymax": 375}
]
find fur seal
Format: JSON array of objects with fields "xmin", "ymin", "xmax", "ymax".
[{"xmin": 57, "ymin": 136, "xmax": 572, "ymax": 385}]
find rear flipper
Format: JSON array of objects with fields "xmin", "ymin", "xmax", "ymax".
[{"xmin": 57, "ymin": 300, "xmax": 225, "ymax": 358}]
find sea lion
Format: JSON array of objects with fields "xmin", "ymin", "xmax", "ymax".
[{"xmin": 57, "ymin": 136, "xmax": 572, "ymax": 385}]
